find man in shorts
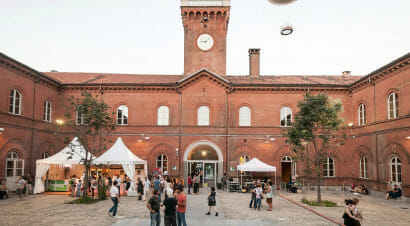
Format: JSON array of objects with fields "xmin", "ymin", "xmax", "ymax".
[{"xmin": 15, "ymin": 176, "xmax": 26, "ymax": 201}]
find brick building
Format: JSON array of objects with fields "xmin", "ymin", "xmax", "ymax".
[{"xmin": 1, "ymin": 0, "xmax": 409, "ymax": 195}]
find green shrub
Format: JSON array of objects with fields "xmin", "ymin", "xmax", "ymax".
[
  {"xmin": 65, "ymin": 197, "xmax": 101, "ymax": 204},
  {"xmin": 301, "ymin": 197, "xmax": 337, "ymax": 207},
  {"xmin": 98, "ymin": 183, "xmax": 109, "ymax": 200}
]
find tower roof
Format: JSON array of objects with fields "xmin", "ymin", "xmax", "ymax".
[{"xmin": 181, "ymin": 0, "xmax": 230, "ymax": 7}]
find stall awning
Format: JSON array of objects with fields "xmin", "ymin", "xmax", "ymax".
[
  {"xmin": 93, "ymin": 137, "xmax": 146, "ymax": 165},
  {"xmin": 237, "ymin": 158, "xmax": 276, "ymax": 172}
]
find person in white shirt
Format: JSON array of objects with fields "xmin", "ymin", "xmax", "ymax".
[
  {"xmin": 143, "ymin": 177, "xmax": 151, "ymax": 201},
  {"xmin": 15, "ymin": 176, "xmax": 26, "ymax": 201},
  {"xmin": 254, "ymin": 184, "xmax": 263, "ymax": 211},
  {"xmin": 115, "ymin": 175, "xmax": 122, "ymax": 197},
  {"xmin": 109, "ymin": 181, "xmax": 120, "ymax": 217}
]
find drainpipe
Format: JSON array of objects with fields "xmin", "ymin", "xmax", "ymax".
[
  {"xmin": 372, "ymin": 78, "xmax": 380, "ymax": 185},
  {"xmin": 177, "ymin": 87, "xmax": 182, "ymax": 177},
  {"xmin": 30, "ymin": 77, "xmax": 38, "ymax": 174}
]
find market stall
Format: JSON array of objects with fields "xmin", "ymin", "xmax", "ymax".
[
  {"xmin": 93, "ymin": 137, "xmax": 147, "ymax": 196},
  {"xmin": 33, "ymin": 137, "xmax": 93, "ymax": 194},
  {"xmin": 237, "ymin": 158, "xmax": 277, "ymax": 187}
]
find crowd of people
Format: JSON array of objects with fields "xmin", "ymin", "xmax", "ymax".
[{"xmin": 0, "ymin": 173, "xmax": 34, "ymax": 201}]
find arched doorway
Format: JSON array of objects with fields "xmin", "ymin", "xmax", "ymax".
[
  {"xmin": 184, "ymin": 141, "xmax": 223, "ymax": 188},
  {"xmin": 281, "ymin": 156, "xmax": 296, "ymax": 183}
]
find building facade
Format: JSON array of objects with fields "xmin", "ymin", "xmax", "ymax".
[{"xmin": 0, "ymin": 0, "xmax": 409, "ymax": 195}]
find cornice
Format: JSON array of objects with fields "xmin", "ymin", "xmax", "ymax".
[{"xmin": 0, "ymin": 52, "xmax": 61, "ymax": 89}]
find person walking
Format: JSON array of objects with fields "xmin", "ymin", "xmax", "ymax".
[
  {"xmin": 115, "ymin": 175, "xmax": 122, "ymax": 197},
  {"xmin": 147, "ymin": 189, "xmax": 161, "ymax": 226},
  {"xmin": 254, "ymin": 184, "xmax": 263, "ymax": 211},
  {"xmin": 265, "ymin": 181, "xmax": 274, "ymax": 211},
  {"xmin": 249, "ymin": 181, "xmax": 256, "ymax": 208},
  {"xmin": 206, "ymin": 187, "xmax": 218, "ymax": 216},
  {"xmin": 163, "ymin": 189, "xmax": 178, "ymax": 226},
  {"xmin": 343, "ymin": 199, "xmax": 361, "ymax": 226},
  {"xmin": 194, "ymin": 173, "xmax": 200, "ymax": 195},
  {"xmin": 154, "ymin": 177, "xmax": 162, "ymax": 203},
  {"xmin": 109, "ymin": 181, "xmax": 120, "ymax": 218},
  {"xmin": 143, "ymin": 177, "xmax": 151, "ymax": 201},
  {"xmin": 15, "ymin": 176, "xmax": 26, "ymax": 201},
  {"xmin": 176, "ymin": 187, "xmax": 187, "ymax": 226},
  {"xmin": 137, "ymin": 178, "xmax": 144, "ymax": 200},
  {"xmin": 123, "ymin": 174, "xmax": 128, "ymax": 195},
  {"xmin": 187, "ymin": 175, "xmax": 192, "ymax": 194},
  {"xmin": 24, "ymin": 173, "xmax": 34, "ymax": 195}
]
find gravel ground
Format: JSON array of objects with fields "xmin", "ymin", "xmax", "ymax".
[{"xmin": 0, "ymin": 190, "xmax": 409, "ymax": 226}]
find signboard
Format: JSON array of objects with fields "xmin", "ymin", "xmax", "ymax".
[
  {"xmin": 173, "ymin": 166, "xmax": 177, "ymax": 170},
  {"xmin": 230, "ymin": 166, "xmax": 234, "ymax": 171}
]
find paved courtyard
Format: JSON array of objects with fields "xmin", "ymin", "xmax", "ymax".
[{"xmin": 0, "ymin": 188, "xmax": 409, "ymax": 226}]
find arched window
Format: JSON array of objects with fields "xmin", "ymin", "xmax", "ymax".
[
  {"xmin": 6, "ymin": 151, "xmax": 24, "ymax": 177},
  {"xmin": 239, "ymin": 106, "xmax": 251, "ymax": 126},
  {"xmin": 76, "ymin": 111, "xmax": 84, "ymax": 125},
  {"xmin": 280, "ymin": 107, "xmax": 292, "ymax": 127},
  {"xmin": 358, "ymin": 104, "xmax": 366, "ymax": 126},
  {"xmin": 9, "ymin": 89, "xmax": 22, "ymax": 115},
  {"xmin": 359, "ymin": 157, "xmax": 368, "ymax": 179},
  {"xmin": 390, "ymin": 156, "xmax": 402, "ymax": 183},
  {"xmin": 157, "ymin": 106, "xmax": 169, "ymax": 126},
  {"xmin": 117, "ymin": 105, "xmax": 128, "ymax": 125},
  {"xmin": 387, "ymin": 92, "xmax": 399, "ymax": 119},
  {"xmin": 44, "ymin": 101, "xmax": 52, "ymax": 122},
  {"xmin": 157, "ymin": 154, "xmax": 168, "ymax": 175},
  {"xmin": 323, "ymin": 157, "xmax": 335, "ymax": 177},
  {"xmin": 197, "ymin": 106, "xmax": 209, "ymax": 126},
  {"xmin": 41, "ymin": 152, "xmax": 50, "ymax": 159}
]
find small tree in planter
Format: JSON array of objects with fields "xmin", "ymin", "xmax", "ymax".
[
  {"xmin": 284, "ymin": 93, "xmax": 345, "ymax": 203},
  {"xmin": 64, "ymin": 91, "xmax": 115, "ymax": 198}
]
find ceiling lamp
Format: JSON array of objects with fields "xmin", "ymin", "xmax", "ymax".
[
  {"xmin": 280, "ymin": 24, "xmax": 293, "ymax": 35},
  {"xmin": 268, "ymin": 0, "xmax": 297, "ymax": 5}
]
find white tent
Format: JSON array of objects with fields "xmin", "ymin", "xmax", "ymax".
[
  {"xmin": 34, "ymin": 137, "xmax": 93, "ymax": 194},
  {"xmin": 237, "ymin": 158, "xmax": 277, "ymax": 185},
  {"xmin": 93, "ymin": 137, "xmax": 147, "ymax": 196}
]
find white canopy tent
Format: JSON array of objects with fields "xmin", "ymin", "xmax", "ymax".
[
  {"xmin": 237, "ymin": 158, "xmax": 277, "ymax": 185},
  {"xmin": 34, "ymin": 137, "xmax": 93, "ymax": 194},
  {"xmin": 93, "ymin": 137, "xmax": 147, "ymax": 196}
]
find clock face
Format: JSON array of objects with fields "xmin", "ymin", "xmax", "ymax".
[{"xmin": 196, "ymin": 34, "xmax": 214, "ymax": 51}]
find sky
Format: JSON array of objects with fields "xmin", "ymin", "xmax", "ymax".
[{"xmin": 0, "ymin": 0, "xmax": 409, "ymax": 76}]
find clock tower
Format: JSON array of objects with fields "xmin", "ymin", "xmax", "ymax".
[{"xmin": 181, "ymin": 0, "xmax": 230, "ymax": 75}]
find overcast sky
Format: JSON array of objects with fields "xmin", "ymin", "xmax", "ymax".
[{"xmin": 1, "ymin": 0, "xmax": 409, "ymax": 76}]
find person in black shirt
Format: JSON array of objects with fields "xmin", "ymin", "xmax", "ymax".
[
  {"xmin": 249, "ymin": 181, "xmax": 256, "ymax": 208},
  {"xmin": 206, "ymin": 187, "xmax": 218, "ymax": 216},
  {"xmin": 163, "ymin": 190, "xmax": 177, "ymax": 226},
  {"xmin": 147, "ymin": 189, "xmax": 161, "ymax": 226}
]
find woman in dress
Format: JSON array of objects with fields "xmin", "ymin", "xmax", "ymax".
[
  {"xmin": 76, "ymin": 180, "xmax": 82, "ymax": 197},
  {"xmin": 206, "ymin": 187, "xmax": 218, "ymax": 216},
  {"xmin": 265, "ymin": 181, "xmax": 274, "ymax": 211},
  {"xmin": 343, "ymin": 199, "xmax": 361, "ymax": 226},
  {"xmin": 137, "ymin": 178, "xmax": 144, "ymax": 200}
]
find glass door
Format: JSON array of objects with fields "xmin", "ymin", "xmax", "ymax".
[{"xmin": 204, "ymin": 162, "xmax": 216, "ymax": 188}]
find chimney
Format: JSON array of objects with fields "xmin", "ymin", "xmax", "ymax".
[
  {"xmin": 342, "ymin": 71, "xmax": 351, "ymax": 76},
  {"xmin": 249, "ymin": 48, "xmax": 261, "ymax": 77}
]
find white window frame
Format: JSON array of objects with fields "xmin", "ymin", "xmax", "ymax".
[
  {"xmin": 358, "ymin": 104, "xmax": 366, "ymax": 126},
  {"xmin": 9, "ymin": 89, "xmax": 22, "ymax": 115},
  {"xmin": 387, "ymin": 93, "xmax": 399, "ymax": 119},
  {"xmin": 280, "ymin": 107, "xmax": 292, "ymax": 127},
  {"xmin": 197, "ymin": 106, "xmax": 210, "ymax": 126},
  {"xmin": 359, "ymin": 156, "xmax": 368, "ymax": 179},
  {"xmin": 44, "ymin": 101, "xmax": 52, "ymax": 122},
  {"xmin": 239, "ymin": 106, "xmax": 251, "ymax": 126},
  {"xmin": 390, "ymin": 156, "xmax": 402, "ymax": 184},
  {"xmin": 76, "ymin": 111, "xmax": 84, "ymax": 125},
  {"xmin": 323, "ymin": 157, "xmax": 335, "ymax": 177},
  {"xmin": 157, "ymin": 154, "xmax": 168, "ymax": 175},
  {"xmin": 157, "ymin": 106, "xmax": 170, "ymax": 126},
  {"xmin": 117, "ymin": 105, "xmax": 128, "ymax": 125},
  {"xmin": 6, "ymin": 152, "xmax": 24, "ymax": 178}
]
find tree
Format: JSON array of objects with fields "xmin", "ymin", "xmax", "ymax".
[
  {"xmin": 64, "ymin": 91, "xmax": 115, "ymax": 197},
  {"xmin": 284, "ymin": 93, "xmax": 344, "ymax": 203}
]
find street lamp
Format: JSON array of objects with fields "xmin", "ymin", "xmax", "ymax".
[{"xmin": 56, "ymin": 119, "xmax": 64, "ymax": 125}]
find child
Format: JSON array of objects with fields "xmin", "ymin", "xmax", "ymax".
[
  {"xmin": 76, "ymin": 180, "xmax": 82, "ymax": 197},
  {"xmin": 206, "ymin": 187, "xmax": 218, "ymax": 216}
]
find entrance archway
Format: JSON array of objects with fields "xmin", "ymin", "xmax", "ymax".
[
  {"xmin": 281, "ymin": 156, "xmax": 296, "ymax": 183},
  {"xmin": 183, "ymin": 140, "xmax": 223, "ymax": 188}
]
